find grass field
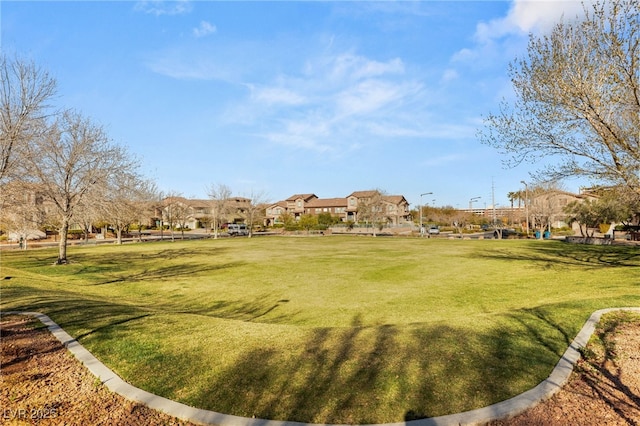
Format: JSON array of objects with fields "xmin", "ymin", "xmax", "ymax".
[{"xmin": 1, "ymin": 236, "xmax": 639, "ymax": 423}]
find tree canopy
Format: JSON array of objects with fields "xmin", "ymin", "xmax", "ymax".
[{"xmin": 480, "ymin": 0, "xmax": 639, "ymax": 194}]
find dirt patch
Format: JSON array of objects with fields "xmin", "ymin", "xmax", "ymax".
[
  {"xmin": 1, "ymin": 314, "xmax": 639, "ymax": 425},
  {"xmin": 489, "ymin": 316, "xmax": 640, "ymax": 426},
  {"xmin": 0, "ymin": 315, "xmax": 197, "ymax": 425}
]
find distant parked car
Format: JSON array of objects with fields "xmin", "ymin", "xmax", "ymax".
[
  {"xmin": 428, "ymin": 225, "xmax": 440, "ymax": 235},
  {"xmin": 227, "ymin": 224, "xmax": 249, "ymax": 236},
  {"xmin": 493, "ymin": 228, "xmax": 517, "ymax": 239}
]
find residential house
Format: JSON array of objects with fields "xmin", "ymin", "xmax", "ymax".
[
  {"xmin": 265, "ymin": 190, "xmax": 411, "ymax": 226},
  {"xmin": 158, "ymin": 196, "xmax": 252, "ymax": 230},
  {"xmin": 528, "ymin": 189, "xmax": 599, "ymax": 230}
]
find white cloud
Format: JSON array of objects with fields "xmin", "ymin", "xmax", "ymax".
[
  {"xmin": 474, "ymin": 0, "xmax": 592, "ymax": 44},
  {"xmin": 145, "ymin": 47, "xmax": 242, "ymax": 82},
  {"xmin": 451, "ymin": 0, "xmax": 594, "ymax": 70},
  {"xmin": 306, "ymin": 53, "xmax": 405, "ymax": 84},
  {"xmin": 264, "ymin": 119, "xmax": 333, "ymax": 153},
  {"xmin": 336, "ymin": 79, "xmax": 418, "ymax": 117},
  {"xmin": 249, "ymin": 86, "xmax": 306, "ymax": 106},
  {"xmin": 193, "ymin": 21, "xmax": 216, "ymax": 38},
  {"xmin": 440, "ymin": 68, "xmax": 459, "ymax": 84},
  {"xmin": 134, "ymin": 0, "xmax": 192, "ymax": 16}
]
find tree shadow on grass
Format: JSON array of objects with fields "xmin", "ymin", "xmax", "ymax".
[
  {"xmin": 89, "ymin": 261, "xmax": 246, "ymax": 285},
  {"xmin": 0, "ymin": 282, "xmax": 591, "ymax": 423},
  {"xmin": 61, "ymin": 246, "xmax": 242, "ymax": 285},
  {"xmin": 4, "ymin": 276, "xmax": 637, "ymax": 424},
  {"xmin": 180, "ymin": 307, "xmax": 584, "ymax": 424},
  {"xmin": 473, "ymin": 241, "xmax": 640, "ymax": 269}
]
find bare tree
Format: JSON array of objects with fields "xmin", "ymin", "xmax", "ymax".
[
  {"xmin": 21, "ymin": 110, "xmax": 137, "ymax": 264},
  {"xmin": 0, "ymin": 182, "xmax": 46, "ymax": 249},
  {"xmin": 0, "ymin": 55, "xmax": 57, "ymax": 186},
  {"xmin": 207, "ymin": 183, "xmax": 232, "ymax": 239},
  {"xmin": 243, "ymin": 190, "xmax": 268, "ymax": 238},
  {"xmin": 132, "ymin": 180, "xmax": 159, "ymax": 241},
  {"xmin": 174, "ymin": 201, "xmax": 191, "ymax": 240},
  {"xmin": 356, "ymin": 190, "xmax": 390, "ymax": 237},
  {"xmin": 528, "ymin": 181, "xmax": 568, "ymax": 232},
  {"xmin": 97, "ymin": 171, "xmax": 155, "ymax": 245},
  {"xmin": 74, "ymin": 193, "xmax": 101, "ymax": 243},
  {"xmin": 480, "ymin": 0, "xmax": 640, "ymax": 193},
  {"xmin": 162, "ymin": 193, "xmax": 191, "ymax": 241}
]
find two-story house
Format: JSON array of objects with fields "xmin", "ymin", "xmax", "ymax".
[{"xmin": 265, "ymin": 190, "xmax": 411, "ymax": 226}]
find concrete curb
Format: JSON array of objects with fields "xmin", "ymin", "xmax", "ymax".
[{"xmin": 3, "ymin": 307, "xmax": 640, "ymax": 426}]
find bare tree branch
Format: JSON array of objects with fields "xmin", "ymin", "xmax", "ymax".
[{"xmin": 479, "ymin": 0, "xmax": 640, "ymax": 194}]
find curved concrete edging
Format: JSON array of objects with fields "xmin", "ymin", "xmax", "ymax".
[{"xmin": 4, "ymin": 308, "xmax": 640, "ymax": 426}]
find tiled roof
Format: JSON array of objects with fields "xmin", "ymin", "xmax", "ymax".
[
  {"xmin": 306, "ymin": 197, "xmax": 348, "ymax": 208},
  {"xmin": 348, "ymin": 190, "xmax": 379, "ymax": 198},
  {"xmin": 285, "ymin": 193, "xmax": 317, "ymax": 202}
]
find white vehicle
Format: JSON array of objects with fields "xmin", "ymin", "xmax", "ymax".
[
  {"xmin": 227, "ymin": 223, "xmax": 249, "ymax": 236},
  {"xmin": 427, "ymin": 225, "xmax": 440, "ymax": 235}
]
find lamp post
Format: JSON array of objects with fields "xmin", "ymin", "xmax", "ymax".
[
  {"xmin": 520, "ymin": 181, "xmax": 529, "ymax": 236},
  {"xmin": 468, "ymin": 196, "xmax": 481, "ymax": 211},
  {"xmin": 420, "ymin": 192, "xmax": 432, "ymax": 237}
]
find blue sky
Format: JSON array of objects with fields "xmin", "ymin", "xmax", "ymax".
[{"xmin": 2, "ymin": 0, "xmax": 591, "ymax": 209}]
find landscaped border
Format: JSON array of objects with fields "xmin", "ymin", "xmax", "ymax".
[{"xmin": 3, "ymin": 308, "xmax": 640, "ymax": 426}]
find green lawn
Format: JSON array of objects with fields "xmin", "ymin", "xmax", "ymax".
[{"xmin": 1, "ymin": 236, "xmax": 638, "ymax": 423}]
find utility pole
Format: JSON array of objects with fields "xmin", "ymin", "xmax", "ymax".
[
  {"xmin": 419, "ymin": 192, "xmax": 432, "ymax": 237},
  {"xmin": 521, "ymin": 181, "xmax": 529, "ymax": 236},
  {"xmin": 491, "ymin": 178, "xmax": 496, "ymax": 224}
]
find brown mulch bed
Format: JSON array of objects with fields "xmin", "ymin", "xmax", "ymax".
[{"xmin": 1, "ymin": 314, "xmax": 639, "ymax": 425}]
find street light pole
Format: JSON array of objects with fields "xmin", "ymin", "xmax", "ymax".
[
  {"xmin": 420, "ymin": 192, "xmax": 432, "ymax": 237},
  {"xmin": 520, "ymin": 181, "xmax": 529, "ymax": 237},
  {"xmin": 469, "ymin": 196, "xmax": 481, "ymax": 211}
]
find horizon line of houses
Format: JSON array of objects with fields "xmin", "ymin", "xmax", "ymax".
[
  {"xmin": 161, "ymin": 188, "xmax": 601, "ymax": 230},
  {"xmin": 264, "ymin": 190, "xmax": 411, "ymax": 226},
  {"xmin": 164, "ymin": 190, "xmax": 412, "ymax": 229}
]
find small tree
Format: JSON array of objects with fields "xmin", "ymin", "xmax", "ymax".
[
  {"xmin": 162, "ymin": 193, "xmax": 183, "ymax": 242},
  {"xmin": 564, "ymin": 189, "xmax": 634, "ymax": 237},
  {"xmin": 21, "ymin": 110, "xmax": 135, "ymax": 264},
  {"xmin": 243, "ymin": 190, "xmax": 268, "ymax": 238},
  {"xmin": 299, "ymin": 214, "xmax": 318, "ymax": 234},
  {"xmin": 207, "ymin": 183, "xmax": 232, "ymax": 239},
  {"xmin": 356, "ymin": 189, "xmax": 389, "ymax": 237},
  {"xmin": 527, "ymin": 182, "xmax": 568, "ymax": 232},
  {"xmin": 98, "ymin": 172, "xmax": 153, "ymax": 245},
  {"xmin": 280, "ymin": 212, "xmax": 298, "ymax": 231},
  {"xmin": 318, "ymin": 212, "xmax": 339, "ymax": 228}
]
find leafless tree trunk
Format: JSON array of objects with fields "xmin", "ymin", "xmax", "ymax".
[
  {"xmin": 244, "ymin": 190, "xmax": 268, "ymax": 238},
  {"xmin": 97, "ymin": 171, "xmax": 152, "ymax": 245},
  {"xmin": 162, "ymin": 194, "xmax": 185, "ymax": 242},
  {"xmin": 207, "ymin": 183, "xmax": 232, "ymax": 239}
]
